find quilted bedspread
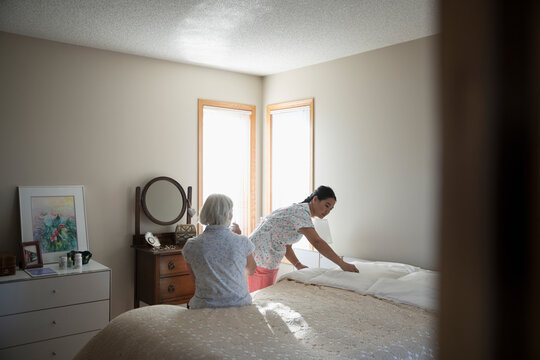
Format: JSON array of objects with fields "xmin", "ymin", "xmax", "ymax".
[{"xmin": 75, "ymin": 278, "xmax": 436, "ymax": 359}]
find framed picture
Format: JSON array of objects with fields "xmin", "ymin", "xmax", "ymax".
[
  {"xmin": 19, "ymin": 186, "xmax": 88, "ymax": 264},
  {"xmin": 20, "ymin": 241, "xmax": 43, "ymax": 269}
]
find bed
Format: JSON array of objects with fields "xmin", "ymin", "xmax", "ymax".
[{"xmin": 74, "ymin": 260, "xmax": 438, "ymax": 359}]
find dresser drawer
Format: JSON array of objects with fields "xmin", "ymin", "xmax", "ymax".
[
  {"xmin": 159, "ymin": 254, "xmax": 189, "ymax": 276},
  {"xmin": 0, "ymin": 330, "xmax": 99, "ymax": 360},
  {"xmin": 0, "ymin": 300, "xmax": 109, "ymax": 349},
  {"xmin": 0, "ymin": 271, "xmax": 109, "ymax": 316},
  {"xmin": 159, "ymin": 275, "xmax": 194, "ymax": 301}
]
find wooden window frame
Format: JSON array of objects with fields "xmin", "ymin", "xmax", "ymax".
[
  {"xmin": 198, "ymin": 99, "xmax": 256, "ymax": 234},
  {"xmin": 265, "ymin": 98, "xmax": 314, "ymax": 215}
]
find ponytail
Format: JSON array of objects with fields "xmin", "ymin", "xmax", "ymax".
[{"xmin": 301, "ymin": 185, "xmax": 336, "ymax": 203}]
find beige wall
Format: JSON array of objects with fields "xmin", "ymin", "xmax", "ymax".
[
  {"xmin": 263, "ymin": 36, "xmax": 439, "ymax": 270},
  {"xmin": 0, "ymin": 32, "xmax": 263, "ymax": 318}
]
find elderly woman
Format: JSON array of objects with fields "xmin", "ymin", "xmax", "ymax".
[
  {"xmin": 183, "ymin": 194, "xmax": 256, "ymax": 309},
  {"xmin": 248, "ymin": 185, "xmax": 359, "ymax": 292}
]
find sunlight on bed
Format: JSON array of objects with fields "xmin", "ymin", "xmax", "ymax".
[{"xmin": 258, "ymin": 301, "xmax": 313, "ymax": 340}]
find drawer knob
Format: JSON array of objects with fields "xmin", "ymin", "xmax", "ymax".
[
  {"xmin": 52, "ymin": 289, "xmax": 56, "ymax": 294},
  {"xmin": 52, "ymin": 351, "xmax": 57, "ymax": 356},
  {"xmin": 168, "ymin": 284, "xmax": 175, "ymax": 293},
  {"xmin": 168, "ymin": 261, "xmax": 175, "ymax": 270},
  {"xmin": 52, "ymin": 320, "xmax": 57, "ymax": 325}
]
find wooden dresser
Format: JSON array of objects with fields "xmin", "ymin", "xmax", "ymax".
[
  {"xmin": 0, "ymin": 260, "xmax": 110, "ymax": 360},
  {"xmin": 132, "ymin": 177, "xmax": 196, "ymax": 308},
  {"xmin": 134, "ymin": 245, "xmax": 195, "ymax": 307}
]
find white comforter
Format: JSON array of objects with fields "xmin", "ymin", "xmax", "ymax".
[
  {"xmin": 280, "ymin": 260, "xmax": 439, "ymax": 311},
  {"xmin": 75, "ymin": 263, "xmax": 437, "ymax": 359}
]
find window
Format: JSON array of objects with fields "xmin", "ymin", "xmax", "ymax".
[
  {"xmin": 266, "ymin": 98, "xmax": 313, "ymax": 249},
  {"xmin": 198, "ymin": 99, "xmax": 256, "ymax": 235}
]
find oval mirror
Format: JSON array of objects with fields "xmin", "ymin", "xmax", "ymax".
[{"xmin": 141, "ymin": 177, "xmax": 186, "ymax": 225}]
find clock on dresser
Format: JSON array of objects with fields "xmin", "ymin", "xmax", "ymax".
[{"xmin": 132, "ymin": 176, "xmax": 195, "ymax": 308}]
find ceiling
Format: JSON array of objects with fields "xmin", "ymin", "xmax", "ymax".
[{"xmin": 0, "ymin": 0, "xmax": 438, "ymax": 76}]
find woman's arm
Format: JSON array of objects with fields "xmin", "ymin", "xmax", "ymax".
[
  {"xmin": 245, "ymin": 254, "xmax": 256, "ymax": 276},
  {"xmin": 299, "ymin": 227, "xmax": 359, "ymax": 273},
  {"xmin": 285, "ymin": 245, "xmax": 308, "ymax": 270}
]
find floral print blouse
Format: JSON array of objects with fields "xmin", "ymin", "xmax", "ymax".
[{"xmin": 249, "ymin": 202, "xmax": 314, "ymax": 270}]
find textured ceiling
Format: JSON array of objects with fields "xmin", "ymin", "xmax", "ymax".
[{"xmin": 0, "ymin": 0, "xmax": 438, "ymax": 76}]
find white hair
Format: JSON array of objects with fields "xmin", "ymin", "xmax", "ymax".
[{"xmin": 199, "ymin": 194, "xmax": 233, "ymax": 226}]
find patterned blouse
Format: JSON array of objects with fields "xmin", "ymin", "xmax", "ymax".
[
  {"xmin": 183, "ymin": 225, "xmax": 255, "ymax": 309},
  {"xmin": 249, "ymin": 202, "xmax": 314, "ymax": 270}
]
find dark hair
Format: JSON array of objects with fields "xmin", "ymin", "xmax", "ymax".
[{"xmin": 301, "ymin": 186, "xmax": 336, "ymax": 203}]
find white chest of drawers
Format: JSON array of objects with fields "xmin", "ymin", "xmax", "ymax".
[{"xmin": 0, "ymin": 260, "xmax": 110, "ymax": 360}]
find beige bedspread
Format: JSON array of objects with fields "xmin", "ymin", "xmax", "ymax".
[{"xmin": 75, "ymin": 279, "xmax": 436, "ymax": 359}]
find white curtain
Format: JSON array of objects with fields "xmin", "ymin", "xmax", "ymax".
[
  {"xmin": 271, "ymin": 105, "xmax": 311, "ymax": 210},
  {"xmin": 202, "ymin": 106, "xmax": 251, "ymax": 233}
]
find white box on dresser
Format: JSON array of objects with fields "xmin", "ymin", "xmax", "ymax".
[{"xmin": 0, "ymin": 260, "xmax": 110, "ymax": 360}]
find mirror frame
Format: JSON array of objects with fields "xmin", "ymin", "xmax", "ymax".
[{"xmin": 141, "ymin": 176, "xmax": 187, "ymax": 225}]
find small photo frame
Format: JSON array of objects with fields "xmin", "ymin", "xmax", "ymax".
[
  {"xmin": 19, "ymin": 186, "xmax": 88, "ymax": 264},
  {"xmin": 20, "ymin": 241, "xmax": 43, "ymax": 269}
]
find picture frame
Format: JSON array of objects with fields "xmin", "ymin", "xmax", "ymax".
[
  {"xmin": 20, "ymin": 241, "xmax": 43, "ymax": 269},
  {"xmin": 19, "ymin": 186, "xmax": 88, "ymax": 264}
]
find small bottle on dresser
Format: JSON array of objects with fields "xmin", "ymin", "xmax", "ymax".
[{"xmin": 74, "ymin": 253, "xmax": 82, "ymax": 269}]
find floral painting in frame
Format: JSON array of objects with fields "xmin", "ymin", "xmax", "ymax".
[{"xmin": 19, "ymin": 186, "xmax": 88, "ymax": 264}]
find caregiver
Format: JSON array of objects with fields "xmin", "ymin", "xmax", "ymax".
[{"xmin": 248, "ymin": 185, "xmax": 359, "ymax": 292}]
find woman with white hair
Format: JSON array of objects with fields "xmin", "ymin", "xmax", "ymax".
[{"xmin": 182, "ymin": 194, "xmax": 256, "ymax": 309}]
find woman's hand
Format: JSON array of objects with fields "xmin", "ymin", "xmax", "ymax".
[
  {"xmin": 230, "ymin": 223, "xmax": 241, "ymax": 234},
  {"xmin": 294, "ymin": 262, "xmax": 308, "ymax": 270},
  {"xmin": 245, "ymin": 254, "xmax": 256, "ymax": 276},
  {"xmin": 340, "ymin": 261, "xmax": 359, "ymax": 273}
]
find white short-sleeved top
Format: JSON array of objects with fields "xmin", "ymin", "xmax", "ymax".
[
  {"xmin": 249, "ymin": 202, "xmax": 314, "ymax": 270},
  {"xmin": 183, "ymin": 225, "xmax": 255, "ymax": 309}
]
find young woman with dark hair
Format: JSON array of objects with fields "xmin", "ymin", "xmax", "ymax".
[{"xmin": 248, "ymin": 186, "xmax": 358, "ymax": 292}]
